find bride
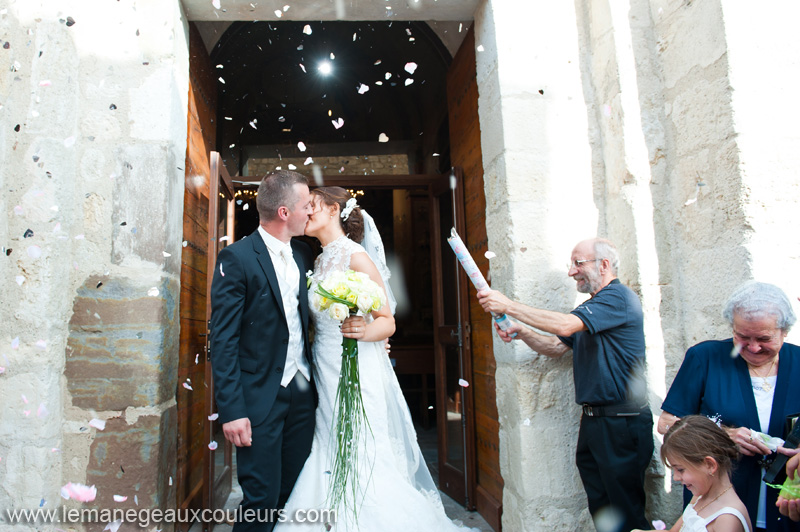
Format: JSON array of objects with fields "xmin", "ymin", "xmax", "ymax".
[{"xmin": 275, "ymin": 187, "xmax": 475, "ymax": 531}]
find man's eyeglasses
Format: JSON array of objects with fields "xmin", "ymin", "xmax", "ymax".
[{"xmin": 567, "ymin": 259, "xmax": 601, "ymax": 270}]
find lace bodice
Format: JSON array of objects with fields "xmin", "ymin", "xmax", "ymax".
[{"xmin": 312, "ymin": 235, "xmax": 366, "ymax": 282}]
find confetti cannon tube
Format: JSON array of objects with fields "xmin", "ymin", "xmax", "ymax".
[{"xmin": 447, "ymin": 228, "xmax": 514, "ymax": 332}]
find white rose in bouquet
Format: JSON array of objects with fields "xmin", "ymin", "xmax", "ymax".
[{"xmin": 328, "ymin": 302, "xmax": 350, "ymax": 322}]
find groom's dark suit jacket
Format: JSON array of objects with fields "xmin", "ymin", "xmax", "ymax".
[{"xmin": 209, "ymin": 230, "xmax": 315, "ymax": 427}]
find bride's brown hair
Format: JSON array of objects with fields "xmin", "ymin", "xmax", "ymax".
[{"xmin": 312, "ymin": 186, "xmax": 365, "ymax": 243}]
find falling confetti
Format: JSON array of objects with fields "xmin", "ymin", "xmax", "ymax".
[
  {"xmin": 22, "ymin": 394, "xmax": 28, "ymax": 404},
  {"xmin": 384, "ymin": 72, "xmax": 392, "ymax": 80},
  {"xmin": 212, "ymin": 0, "xmax": 221, "ymax": 9},
  {"xmin": 404, "ymin": 62, "xmax": 418, "ymax": 74},
  {"xmin": 274, "ymin": 9, "xmax": 282, "ymax": 17},
  {"xmin": 169, "ymin": 477, "xmax": 173, "ymax": 486},
  {"xmin": 37, "ymin": 403, "xmax": 48, "ymax": 418},
  {"xmin": 183, "ymin": 382, "xmax": 193, "ymax": 391},
  {"xmin": 218, "ymin": 77, "xmax": 225, "ymax": 84},
  {"xmin": 35, "ymin": 340, "xmax": 47, "ymax": 350},
  {"xmin": 162, "ymin": 251, "xmax": 171, "ymax": 257},
  {"xmin": 331, "ymin": 118, "xmax": 344, "ymax": 129},
  {"xmin": 11, "ymin": 337, "xmax": 19, "ymax": 349},
  {"xmin": 15, "ymin": 276, "xmax": 24, "ymax": 286},
  {"xmin": 219, "ymin": 264, "xmax": 225, "ymax": 277},
  {"xmin": 458, "ymin": 378, "xmax": 469, "ymax": 388},
  {"xmin": 652, "ymin": 521, "xmax": 667, "ymax": 530},
  {"xmin": 0, "ymin": 368, "xmax": 5, "ymax": 375},
  {"xmin": 39, "ymin": 80, "xmax": 52, "ymax": 87},
  {"xmin": 303, "ymin": 24, "xmax": 312, "ymax": 35},
  {"xmin": 113, "ymin": 495, "xmax": 127, "ymax": 503},
  {"xmin": 378, "ymin": 133, "xmax": 389, "ymax": 143},
  {"xmin": 243, "ymin": 204, "xmax": 249, "ymax": 211},
  {"xmin": 195, "ymin": 354, "xmax": 199, "ymax": 364},
  {"xmin": 182, "ymin": 241, "xmax": 188, "ymax": 247},
  {"xmin": 147, "ymin": 287, "xmax": 159, "ymax": 297},
  {"xmin": 74, "ymin": 234, "xmax": 85, "ymax": 240},
  {"xmin": 297, "ymin": 141, "xmax": 307, "ymax": 152},
  {"xmin": 219, "ymin": 235, "xmax": 230, "ymax": 242},
  {"xmin": 299, "ymin": 63, "xmax": 306, "ymax": 73},
  {"xmin": 249, "ymin": 119, "xmax": 257, "ymax": 129},
  {"xmin": 485, "ymin": 251, "xmax": 497, "ymax": 259},
  {"xmin": 357, "ymin": 83, "xmax": 369, "ymax": 94},
  {"xmin": 61, "ymin": 483, "xmax": 97, "ymax": 502},
  {"xmin": 27, "ymin": 245, "xmax": 42, "ymax": 258},
  {"xmin": 404, "ymin": 78, "xmax": 414, "ymax": 86},
  {"xmin": 523, "ymin": 418, "xmax": 531, "ymax": 426},
  {"xmin": 477, "ymin": 45, "xmax": 485, "ymax": 52},
  {"xmin": 208, "ymin": 441, "xmax": 218, "ymax": 451},
  {"xmin": 304, "ymin": 157, "xmax": 313, "ymax": 165},
  {"xmin": 64, "ymin": 136, "xmax": 76, "ymax": 147},
  {"xmin": 89, "ymin": 419, "xmax": 106, "ymax": 431},
  {"xmin": 208, "ymin": 413, "xmax": 219, "ymax": 421},
  {"xmin": 104, "ymin": 519, "xmax": 123, "ymax": 532}
]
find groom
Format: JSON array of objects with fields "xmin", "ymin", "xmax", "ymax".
[{"xmin": 209, "ymin": 170, "xmax": 316, "ymax": 531}]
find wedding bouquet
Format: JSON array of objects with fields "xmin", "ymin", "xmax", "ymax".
[{"xmin": 312, "ymin": 269, "xmax": 386, "ymax": 514}]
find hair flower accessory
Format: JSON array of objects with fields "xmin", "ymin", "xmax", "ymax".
[{"xmin": 340, "ymin": 197, "xmax": 358, "ymax": 221}]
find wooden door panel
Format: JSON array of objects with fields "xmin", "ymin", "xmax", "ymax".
[{"xmin": 446, "ymin": 26, "xmax": 502, "ymax": 531}]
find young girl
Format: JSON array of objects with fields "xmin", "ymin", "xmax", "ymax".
[{"xmin": 634, "ymin": 415, "xmax": 752, "ymax": 532}]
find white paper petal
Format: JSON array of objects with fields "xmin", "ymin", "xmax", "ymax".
[
  {"xmin": 303, "ymin": 25, "xmax": 312, "ymax": 35},
  {"xmin": 35, "ymin": 340, "xmax": 47, "ymax": 350},
  {"xmin": 484, "ymin": 251, "xmax": 497, "ymax": 259},
  {"xmin": 404, "ymin": 62, "xmax": 418, "ymax": 74},
  {"xmin": 162, "ymin": 251, "xmax": 171, "ymax": 257},
  {"xmin": 208, "ymin": 413, "xmax": 219, "ymax": 421},
  {"xmin": 89, "ymin": 418, "xmax": 106, "ymax": 431},
  {"xmin": 357, "ymin": 83, "xmax": 369, "ymax": 94},
  {"xmin": 147, "ymin": 287, "xmax": 159, "ymax": 297},
  {"xmin": 458, "ymin": 378, "xmax": 469, "ymax": 387},
  {"xmin": 297, "ymin": 141, "xmax": 307, "ymax": 152},
  {"xmin": 11, "ymin": 337, "xmax": 19, "ymax": 349},
  {"xmin": 183, "ymin": 382, "xmax": 193, "ymax": 391},
  {"xmin": 219, "ymin": 264, "xmax": 225, "ymax": 277},
  {"xmin": 27, "ymin": 245, "xmax": 42, "ymax": 258},
  {"xmin": 113, "ymin": 495, "xmax": 127, "ymax": 502},
  {"xmin": 208, "ymin": 441, "xmax": 218, "ymax": 450},
  {"xmin": 212, "ymin": 0, "xmax": 221, "ymax": 9},
  {"xmin": 304, "ymin": 157, "xmax": 313, "ymax": 165},
  {"xmin": 331, "ymin": 118, "xmax": 344, "ymax": 129},
  {"xmin": 477, "ymin": 45, "xmax": 485, "ymax": 52},
  {"xmin": 15, "ymin": 276, "xmax": 24, "ymax": 286},
  {"xmin": 378, "ymin": 133, "xmax": 389, "ymax": 143},
  {"xmin": 104, "ymin": 519, "xmax": 123, "ymax": 532}
]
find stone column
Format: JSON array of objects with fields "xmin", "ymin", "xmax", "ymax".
[
  {"xmin": 474, "ymin": 1, "xmax": 597, "ymax": 530},
  {"xmin": 0, "ymin": 0, "xmax": 189, "ymax": 528}
]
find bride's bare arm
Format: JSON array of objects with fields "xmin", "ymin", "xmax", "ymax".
[{"xmin": 341, "ymin": 251, "xmax": 395, "ymax": 343}]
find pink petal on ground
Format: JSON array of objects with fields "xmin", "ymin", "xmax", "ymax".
[{"xmin": 61, "ymin": 482, "xmax": 97, "ymax": 502}]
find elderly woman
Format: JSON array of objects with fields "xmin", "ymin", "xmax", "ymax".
[{"xmin": 658, "ymin": 281, "xmax": 800, "ymax": 532}]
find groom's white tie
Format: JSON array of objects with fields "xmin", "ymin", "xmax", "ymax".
[{"xmin": 280, "ymin": 246, "xmax": 299, "ymax": 288}]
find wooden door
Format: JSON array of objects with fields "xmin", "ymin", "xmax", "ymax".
[
  {"xmin": 177, "ymin": 23, "xmax": 217, "ymax": 526},
  {"xmin": 429, "ymin": 170, "xmax": 477, "ymax": 508},
  {"xmin": 447, "ymin": 27, "xmax": 503, "ymax": 530},
  {"xmin": 204, "ymin": 152, "xmax": 235, "ymax": 524}
]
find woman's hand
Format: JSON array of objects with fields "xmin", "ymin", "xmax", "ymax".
[
  {"xmin": 725, "ymin": 426, "xmax": 772, "ymax": 456},
  {"xmin": 342, "ymin": 315, "xmax": 367, "ymax": 340},
  {"xmin": 657, "ymin": 411, "xmax": 680, "ymax": 435}
]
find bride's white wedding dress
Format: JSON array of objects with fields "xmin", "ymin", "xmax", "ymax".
[{"xmin": 275, "ymin": 235, "xmax": 475, "ymax": 531}]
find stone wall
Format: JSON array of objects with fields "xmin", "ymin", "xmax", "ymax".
[
  {"xmin": 476, "ymin": 0, "xmax": 800, "ymax": 530},
  {"xmin": 0, "ymin": 1, "xmax": 189, "ymax": 529},
  {"xmin": 247, "ymin": 153, "xmax": 410, "ymax": 178}
]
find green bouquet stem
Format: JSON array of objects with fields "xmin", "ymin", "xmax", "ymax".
[
  {"xmin": 327, "ymin": 310, "xmax": 373, "ymax": 519},
  {"xmin": 767, "ymin": 475, "xmax": 800, "ymax": 500}
]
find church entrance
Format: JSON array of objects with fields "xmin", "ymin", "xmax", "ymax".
[{"xmin": 178, "ymin": 16, "xmax": 501, "ymax": 531}]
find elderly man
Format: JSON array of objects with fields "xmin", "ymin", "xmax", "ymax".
[{"xmin": 478, "ymin": 238, "xmax": 653, "ymax": 532}]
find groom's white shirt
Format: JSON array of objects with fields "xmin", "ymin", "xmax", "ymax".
[{"xmin": 258, "ymin": 226, "xmax": 310, "ymax": 387}]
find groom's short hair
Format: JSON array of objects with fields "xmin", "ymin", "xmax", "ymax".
[{"xmin": 257, "ymin": 170, "xmax": 309, "ymax": 221}]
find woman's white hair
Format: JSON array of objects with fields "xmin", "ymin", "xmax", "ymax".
[{"xmin": 722, "ymin": 280, "xmax": 797, "ymax": 332}]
